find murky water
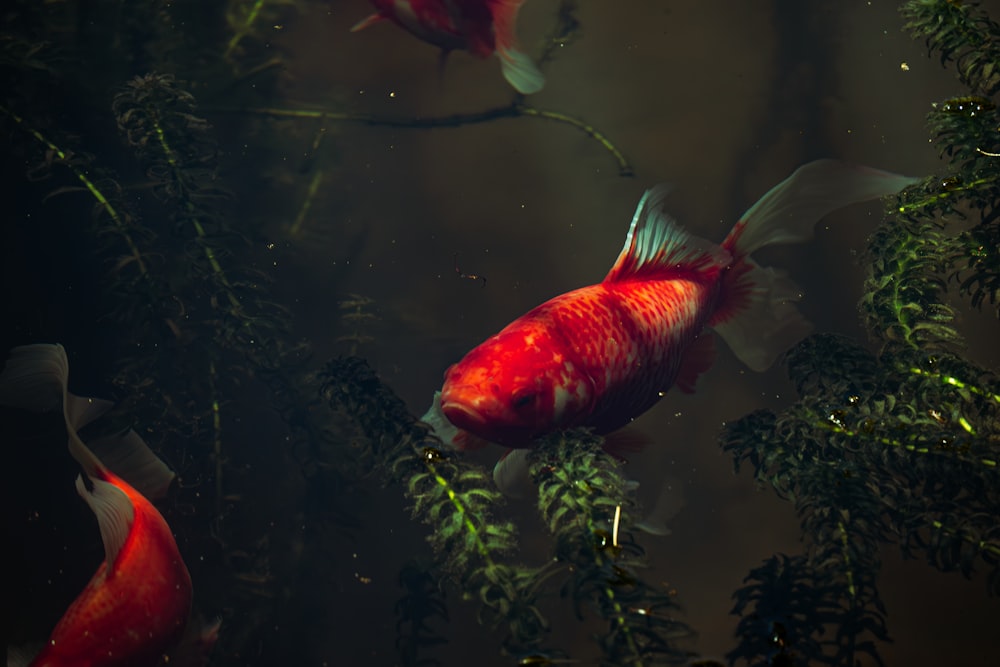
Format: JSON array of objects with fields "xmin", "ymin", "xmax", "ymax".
[{"xmin": 3, "ymin": 1, "xmax": 999, "ymax": 666}]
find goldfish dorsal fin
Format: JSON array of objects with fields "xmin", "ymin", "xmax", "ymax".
[
  {"xmin": 604, "ymin": 185, "xmax": 729, "ymax": 284},
  {"xmin": 88, "ymin": 428, "xmax": 176, "ymax": 501},
  {"xmin": 76, "ymin": 474, "xmax": 135, "ymax": 567}
]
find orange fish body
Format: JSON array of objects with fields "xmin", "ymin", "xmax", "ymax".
[
  {"xmin": 0, "ymin": 344, "xmax": 198, "ymax": 667},
  {"xmin": 30, "ymin": 469, "xmax": 192, "ymax": 667},
  {"xmin": 430, "ymin": 161, "xmax": 919, "ymax": 449},
  {"xmin": 353, "ymin": 0, "xmax": 545, "ymax": 94}
]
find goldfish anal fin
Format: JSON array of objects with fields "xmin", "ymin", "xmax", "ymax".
[
  {"xmin": 675, "ymin": 334, "xmax": 716, "ymax": 393},
  {"xmin": 604, "ymin": 185, "xmax": 729, "ymax": 284},
  {"xmin": 76, "ymin": 474, "xmax": 135, "ymax": 568},
  {"xmin": 88, "ymin": 428, "xmax": 176, "ymax": 501},
  {"xmin": 350, "ymin": 12, "xmax": 385, "ymax": 33}
]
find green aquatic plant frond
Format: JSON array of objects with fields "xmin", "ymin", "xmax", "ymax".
[
  {"xmin": 529, "ymin": 431, "xmax": 693, "ymax": 666},
  {"xmin": 724, "ymin": 332, "xmax": 1000, "ymax": 664},
  {"xmin": 901, "ymin": 0, "xmax": 1000, "ymax": 96},
  {"xmin": 319, "ymin": 356, "xmax": 555, "ymax": 652},
  {"xmin": 214, "ymin": 101, "xmax": 634, "ymax": 176}
]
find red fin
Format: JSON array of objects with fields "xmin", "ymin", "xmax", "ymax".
[
  {"xmin": 604, "ymin": 185, "xmax": 729, "ymax": 284},
  {"xmin": 675, "ymin": 334, "xmax": 716, "ymax": 393},
  {"xmin": 711, "ymin": 160, "xmax": 918, "ymax": 372},
  {"xmin": 601, "ymin": 427, "xmax": 654, "ymax": 461},
  {"xmin": 452, "ymin": 429, "xmax": 491, "ymax": 451}
]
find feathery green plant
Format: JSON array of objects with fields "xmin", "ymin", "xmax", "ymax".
[{"xmin": 725, "ymin": 2, "xmax": 1000, "ymax": 664}]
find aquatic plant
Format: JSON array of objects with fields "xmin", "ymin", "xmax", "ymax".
[
  {"xmin": 320, "ymin": 356, "xmax": 693, "ymax": 665},
  {"xmin": 723, "ymin": 2, "xmax": 1000, "ymax": 664}
]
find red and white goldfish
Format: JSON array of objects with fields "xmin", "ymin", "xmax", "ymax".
[
  {"xmin": 352, "ymin": 0, "xmax": 545, "ymax": 94},
  {"xmin": 423, "ymin": 160, "xmax": 918, "ymax": 453},
  {"xmin": 0, "ymin": 344, "xmax": 210, "ymax": 667}
]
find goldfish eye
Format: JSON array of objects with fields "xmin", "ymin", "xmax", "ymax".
[{"xmin": 510, "ymin": 388, "xmax": 537, "ymax": 411}]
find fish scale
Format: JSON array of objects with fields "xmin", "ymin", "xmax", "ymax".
[{"xmin": 429, "ymin": 160, "xmax": 920, "ymax": 451}]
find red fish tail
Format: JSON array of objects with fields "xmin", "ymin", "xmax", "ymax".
[
  {"xmin": 487, "ymin": 0, "xmax": 545, "ymax": 94},
  {"xmin": 710, "ymin": 160, "xmax": 919, "ymax": 370}
]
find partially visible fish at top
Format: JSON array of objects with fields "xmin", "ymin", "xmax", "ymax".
[
  {"xmin": 0, "ymin": 343, "xmax": 217, "ymax": 667},
  {"xmin": 422, "ymin": 160, "xmax": 918, "ymax": 493},
  {"xmin": 352, "ymin": 0, "xmax": 545, "ymax": 94}
]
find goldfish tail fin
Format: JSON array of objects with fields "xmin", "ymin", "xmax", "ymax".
[
  {"xmin": 495, "ymin": 47, "xmax": 545, "ymax": 94},
  {"xmin": 88, "ymin": 428, "xmax": 176, "ymax": 501},
  {"xmin": 490, "ymin": 0, "xmax": 545, "ymax": 94},
  {"xmin": 0, "ymin": 343, "xmax": 110, "ymax": 475},
  {"xmin": 710, "ymin": 160, "xmax": 919, "ymax": 371},
  {"xmin": 75, "ymin": 474, "xmax": 135, "ymax": 568}
]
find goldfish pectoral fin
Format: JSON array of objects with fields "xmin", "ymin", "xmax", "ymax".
[
  {"xmin": 492, "ymin": 448, "xmax": 534, "ymax": 499},
  {"xmin": 88, "ymin": 428, "xmax": 176, "ymax": 501},
  {"xmin": 601, "ymin": 427, "xmax": 654, "ymax": 460},
  {"xmin": 350, "ymin": 12, "xmax": 385, "ymax": 33},
  {"xmin": 495, "ymin": 47, "xmax": 545, "ymax": 94},
  {"xmin": 76, "ymin": 474, "xmax": 135, "ymax": 567},
  {"xmin": 675, "ymin": 334, "xmax": 716, "ymax": 394}
]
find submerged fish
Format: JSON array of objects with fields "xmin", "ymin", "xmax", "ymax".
[
  {"xmin": 352, "ymin": 0, "xmax": 545, "ymax": 94},
  {"xmin": 0, "ymin": 344, "xmax": 204, "ymax": 667},
  {"xmin": 424, "ymin": 160, "xmax": 918, "ymax": 454}
]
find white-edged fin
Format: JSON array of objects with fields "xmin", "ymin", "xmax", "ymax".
[
  {"xmin": 713, "ymin": 261, "xmax": 813, "ymax": 372},
  {"xmin": 0, "ymin": 343, "xmax": 71, "ymax": 413},
  {"xmin": 6, "ymin": 643, "xmax": 44, "ymax": 667},
  {"xmin": 0, "ymin": 343, "xmax": 108, "ymax": 477},
  {"xmin": 604, "ymin": 185, "xmax": 730, "ymax": 284},
  {"xmin": 724, "ymin": 159, "xmax": 920, "ymax": 256},
  {"xmin": 492, "ymin": 448, "xmax": 535, "ymax": 499},
  {"xmin": 420, "ymin": 391, "xmax": 463, "ymax": 451},
  {"xmin": 88, "ymin": 428, "xmax": 176, "ymax": 501},
  {"xmin": 489, "ymin": 0, "xmax": 545, "ymax": 95},
  {"xmin": 495, "ymin": 48, "xmax": 545, "ymax": 94},
  {"xmin": 65, "ymin": 394, "xmax": 114, "ymax": 431},
  {"xmin": 75, "ymin": 474, "xmax": 135, "ymax": 567},
  {"xmin": 711, "ymin": 161, "xmax": 919, "ymax": 372}
]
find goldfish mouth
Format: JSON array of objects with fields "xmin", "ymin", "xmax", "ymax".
[{"xmin": 440, "ymin": 400, "xmax": 486, "ymax": 432}]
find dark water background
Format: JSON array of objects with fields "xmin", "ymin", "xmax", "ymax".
[{"xmin": 3, "ymin": 1, "xmax": 1000, "ymax": 665}]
